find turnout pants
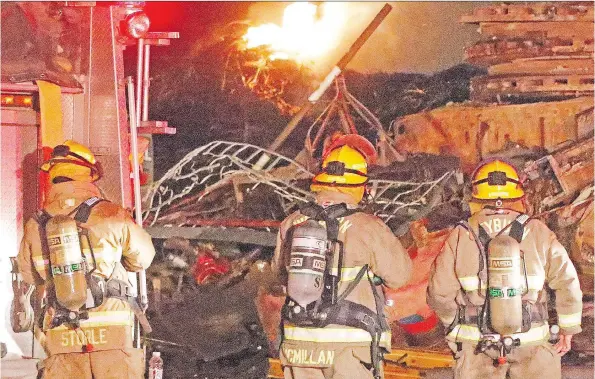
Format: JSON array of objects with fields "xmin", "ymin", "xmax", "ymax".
[
  {"xmin": 453, "ymin": 342, "xmax": 561, "ymax": 379},
  {"xmin": 41, "ymin": 348, "xmax": 145, "ymax": 379},
  {"xmin": 281, "ymin": 344, "xmax": 378, "ymax": 379}
]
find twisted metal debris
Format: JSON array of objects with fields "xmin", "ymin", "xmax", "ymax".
[
  {"xmin": 143, "ymin": 141, "xmax": 456, "ymax": 231},
  {"xmin": 142, "ymin": 141, "xmax": 314, "ymax": 225}
]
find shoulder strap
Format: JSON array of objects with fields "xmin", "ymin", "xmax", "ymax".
[
  {"xmin": 508, "ymin": 214, "xmax": 529, "ymax": 243},
  {"xmin": 477, "ymin": 225, "xmax": 491, "ymax": 248},
  {"xmin": 457, "ymin": 221, "xmax": 486, "ymax": 272},
  {"xmin": 300, "ymin": 201, "xmax": 358, "ymax": 241},
  {"xmin": 34, "ymin": 210, "xmax": 53, "ymax": 258},
  {"xmin": 33, "ymin": 210, "xmax": 52, "ymax": 227},
  {"xmin": 298, "ymin": 201, "xmax": 323, "ymax": 218},
  {"xmin": 73, "ymin": 197, "xmax": 105, "ymax": 223}
]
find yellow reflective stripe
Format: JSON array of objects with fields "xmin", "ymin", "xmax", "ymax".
[
  {"xmin": 284, "ymin": 326, "xmax": 372, "ymax": 343},
  {"xmin": 292, "ymin": 216, "xmax": 309, "ymax": 226},
  {"xmin": 558, "ymin": 312, "xmax": 582, "ymax": 328},
  {"xmin": 33, "ymin": 257, "xmax": 50, "ymax": 269},
  {"xmin": 380, "ymin": 331, "xmax": 391, "ymax": 348},
  {"xmin": 526, "ymin": 275, "xmax": 544, "ymax": 291},
  {"xmin": 448, "ymin": 324, "xmax": 550, "ymax": 344},
  {"xmin": 329, "ymin": 266, "xmax": 374, "ymax": 282},
  {"xmin": 458, "ymin": 276, "xmax": 480, "ymax": 291},
  {"xmin": 447, "ymin": 324, "xmax": 481, "ymax": 342},
  {"xmin": 51, "ymin": 311, "xmax": 134, "ymax": 331},
  {"xmin": 338, "ymin": 218, "xmax": 353, "ymax": 234}
]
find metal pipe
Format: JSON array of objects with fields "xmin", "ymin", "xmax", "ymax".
[
  {"xmin": 126, "ymin": 76, "xmax": 149, "ymax": 348},
  {"xmin": 142, "ymin": 44, "xmax": 151, "ymax": 122},
  {"xmin": 266, "ymin": 3, "xmax": 393, "ymax": 153},
  {"xmin": 135, "ymin": 38, "xmax": 145, "ymax": 127}
]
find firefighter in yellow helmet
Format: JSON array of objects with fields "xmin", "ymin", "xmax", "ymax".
[
  {"xmin": 427, "ymin": 159, "xmax": 582, "ymax": 379},
  {"xmin": 272, "ymin": 134, "xmax": 412, "ymax": 379},
  {"xmin": 17, "ymin": 140, "xmax": 156, "ymax": 379}
]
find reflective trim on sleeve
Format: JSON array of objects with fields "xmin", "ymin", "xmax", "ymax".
[
  {"xmin": 292, "ymin": 216, "xmax": 310, "ymax": 226},
  {"xmin": 329, "ymin": 266, "xmax": 375, "ymax": 282},
  {"xmin": 33, "ymin": 257, "xmax": 50, "ymax": 270},
  {"xmin": 51, "ymin": 311, "xmax": 134, "ymax": 331},
  {"xmin": 526, "ymin": 275, "xmax": 545, "ymax": 291},
  {"xmin": 379, "ymin": 330, "xmax": 392, "ymax": 349},
  {"xmin": 447, "ymin": 324, "xmax": 481, "ymax": 342},
  {"xmin": 458, "ymin": 276, "xmax": 480, "ymax": 291},
  {"xmin": 447, "ymin": 324, "xmax": 550, "ymax": 344},
  {"xmin": 284, "ymin": 325, "xmax": 373, "ymax": 343},
  {"xmin": 558, "ymin": 312, "xmax": 582, "ymax": 328}
]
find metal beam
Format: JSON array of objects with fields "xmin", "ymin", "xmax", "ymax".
[{"xmin": 146, "ymin": 226, "xmax": 277, "ymax": 246}]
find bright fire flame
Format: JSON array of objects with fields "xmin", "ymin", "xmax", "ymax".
[{"xmin": 242, "ymin": 2, "xmax": 347, "ymax": 63}]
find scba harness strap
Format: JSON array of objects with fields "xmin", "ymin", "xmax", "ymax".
[
  {"xmin": 282, "ymin": 202, "xmax": 388, "ymax": 379},
  {"xmin": 34, "ymin": 197, "xmax": 151, "ymax": 333}
]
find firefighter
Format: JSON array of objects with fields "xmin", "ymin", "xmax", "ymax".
[
  {"xmin": 17, "ymin": 140, "xmax": 156, "ymax": 379},
  {"xmin": 427, "ymin": 159, "xmax": 583, "ymax": 379},
  {"xmin": 272, "ymin": 134, "xmax": 413, "ymax": 379}
]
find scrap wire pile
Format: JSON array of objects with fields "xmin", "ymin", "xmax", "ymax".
[
  {"xmin": 142, "ymin": 140, "xmax": 456, "ymax": 232},
  {"xmin": 142, "ymin": 141, "xmax": 315, "ymax": 226},
  {"xmin": 223, "ymin": 40, "xmax": 310, "ymax": 115}
]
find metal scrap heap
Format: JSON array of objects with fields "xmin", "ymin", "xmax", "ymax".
[{"xmin": 461, "ymin": 2, "xmax": 594, "ymax": 103}]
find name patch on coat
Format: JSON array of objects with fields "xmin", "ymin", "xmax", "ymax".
[{"xmin": 282, "ymin": 347, "xmax": 335, "ymax": 366}]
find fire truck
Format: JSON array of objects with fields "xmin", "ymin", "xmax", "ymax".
[{"xmin": 1, "ymin": 1, "xmax": 177, "ymax": 360}]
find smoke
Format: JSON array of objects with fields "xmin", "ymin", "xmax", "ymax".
[{"xmin": 246, "ymin": 2, "xmax": 482, "ymax": 75}]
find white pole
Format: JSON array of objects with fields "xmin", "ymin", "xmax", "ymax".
[
  {"xmin": 135, "ymin": 39, "xmax": 145, "ymax": 127},
  {"xmin": 126, "ymin": 76, "xmax": 148, "ymax": 350}
]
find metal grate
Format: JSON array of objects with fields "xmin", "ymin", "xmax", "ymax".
[{"xmin": 143, "ymin": 141, "xmax": 455, "ymax": 232}]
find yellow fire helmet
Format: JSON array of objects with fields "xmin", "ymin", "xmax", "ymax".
[
  {"xmin": 471, "ymin": 159, "xmax": 524, "ymax": 201},
  {"xmin": 41, "ymin": 140, "xmax": 103, "ymax": 183},
  {"xmin": 311, "ymin": 135, "xmax": 374, "ymax": 203}
]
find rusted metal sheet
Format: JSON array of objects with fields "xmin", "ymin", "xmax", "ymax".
[
  {"xmin": 571, "ymin": 201, "xmax": 594, "ymax": 297},
  {"xmin": 471, "ymin": 73, "xmax": 594, "ymax": 103},
  {"xmin": 478, "ymin": 21, "xmax": 594, "ymax": 40},
  {"xmin": 488, "ymin": 57, "xmax": 594, "ymax": 76},
  {"xmin": 525, "ymin": 136, "xmax": 594, "ymax": 211},
  {"xmin": 461, "ymin": 3, "xmax": 594, "ymax": 23},
  {"xmin": 460, "ymin": 2, "xmax": 593, "ymax": 103},
  {"xmin": 392, "ymin": 97, "xmax": 593, "ymax": 172},
  {"xmin": 465, "ymin": 37, "xmax": 594, "ymax": 67},
  {"xmin": 549, "ymin": 137, "xmax": 594, "ymax": 197}
]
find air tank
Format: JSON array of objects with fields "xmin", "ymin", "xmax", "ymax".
[
  {"xmin": 487, "ymin": 235, "xmax": 523, "ymax": 335},
  {"xmin": 287, "ymin": 219, "xmax": 328, "ymax": 308},
  {"xmin": 45, "ymin": 215, "xmax": 88, "ymax": 311}
]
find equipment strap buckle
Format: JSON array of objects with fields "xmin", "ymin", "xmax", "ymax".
[{"xmin": 359, "ymin": 313, "xmax": 376, "ymax": 327}]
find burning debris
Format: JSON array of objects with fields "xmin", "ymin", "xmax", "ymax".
[{"xmin": 222, "ymin": 2, "xmax": 350, "ymax": 114}]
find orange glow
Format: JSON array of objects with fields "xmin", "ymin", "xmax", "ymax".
[
  {"xmin": 1, "ymin": 94, "xmax": 33, "ymax": 107},
  {"xmin": 242, "ymin": 2, "xmax": 347, "ymax": 63}
]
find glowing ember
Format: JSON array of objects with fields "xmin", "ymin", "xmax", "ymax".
[{"xmin": 242, "ymin": 2, "xmax": 347, "ymax": 63}]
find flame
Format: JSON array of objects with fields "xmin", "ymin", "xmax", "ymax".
[{"xmin": 242, "ymin": 2, "xmax": 347, "ymax": 63}]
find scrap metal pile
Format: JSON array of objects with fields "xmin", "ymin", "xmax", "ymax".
[{"xmin": 142, "ymin": 140, "xmax": 459, "ymax": 234}]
